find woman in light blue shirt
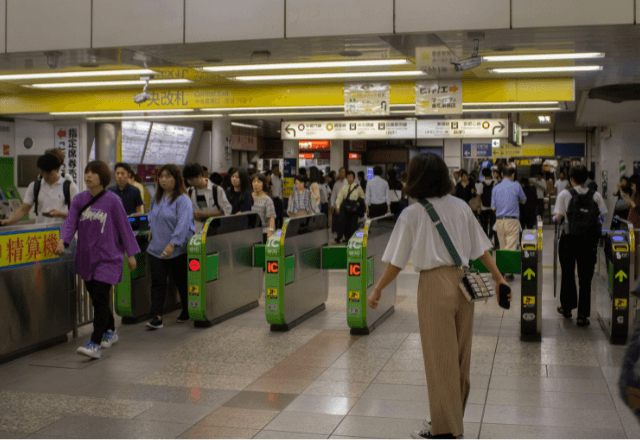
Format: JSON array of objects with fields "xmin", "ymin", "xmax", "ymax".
[{"xmin": 146, "ymin": 164, "xmax": 194, "ymax": 329}]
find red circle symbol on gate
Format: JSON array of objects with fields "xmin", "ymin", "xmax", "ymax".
[{"xmin": 189, "ymin": 259, "xmax": 200, "ymax": 271}]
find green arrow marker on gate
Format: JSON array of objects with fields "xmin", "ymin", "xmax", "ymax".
[
  {"xmin": 616, "ymin": 270, "xmax": 628, "ymax": 282},
  {"xmin": 524, "ymin": 268, "xmax": 536, "ymax": 281}
]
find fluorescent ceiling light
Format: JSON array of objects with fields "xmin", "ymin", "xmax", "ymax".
[
  {"xmin": 463, "ymin": 107, "xmax": 561, "ymax": 113},
  {"xmin": 390, "ymin": 110, "xmax": 418, "ymax": 114},
  {"xmin": 227, "ymin": 111, "xmax": 344, "ymax": 117},
  {"xmin": 87, "ymin": 114, "xmax": 224, "ymax": 121},
  {"xmin": 30, "ymin": 79, "xmax": 191, "ymax": 88},
  {"xmin": 202, "ymin": 105, "xmax": 344, "ymax": 112},
  {"xmin": 0, "ymin": 69, "xmax": 157, "ymax": 81},
  {"xmin": 483, "ymin": 52, "xmax": 604, "ymax": 62},
  {"xmin": 234, "ymin": 71, "xmax": 426, "ymax": 81},
  {"xmin": 463, "ymin": 101, "xmax": 558, "ymax": 106},
  {"xmin": 523, "ymin": 128, "xmax": 551, "ymax": 132},
  {"xmin": 203, "ymin": 59, "xmax": 409, "ymax": 72},
  {"xmin": 231, "ymin": 122, "xmax": 260, "ymax": 129},
  {"xmin": 51, "ymin": 109, "xmax": 195, "ymax": 115},
  {"xmin": 489, "ymin": 66, "xmax": 602, "ymax": 74},
  {"xmin": 538, "ymin": 116, "xmax": 551, "ymax": 123}
]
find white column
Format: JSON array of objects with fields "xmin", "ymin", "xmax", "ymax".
[
  {"xmin": 211, "ymin": 118, "xmax": 232, "ymax": 173},
  {"xmin": 330, "ymin": 140, "xmax": 344, "ymax": 171},
  {"xmin": 444, "ymin": 139, "xmax": 462, "ymax": 169}
]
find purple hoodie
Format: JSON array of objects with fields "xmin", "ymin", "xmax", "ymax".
[{"xmin": 61, "ymin": 190, "xmax": 141, "ymax": 286}]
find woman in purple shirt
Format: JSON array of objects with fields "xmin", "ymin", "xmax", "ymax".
[{"xmin": 55, "ymin": 160, "xmax": 140, "ymax": 359}]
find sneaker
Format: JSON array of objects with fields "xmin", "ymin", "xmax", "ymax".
[
  {"xmin": 412, "ymin": 428, "xmax": 455, "ymax": 439},
  {"xmin": 77, "ymin": 341, "xmax": 101, "ymax": 359},
  {"xmin": 101, "ymin": 330, "xmax": 119, "ymax": 348},
  {"xmin": 422, "ymin": 421, "xmax": 462, "ymax": 439},
  {"xmin": 177, "ymin": 313, "xmax": 190, "ymax": 323},
  {"xmin": 146, "ymin": 317, "xmax": 163, "ymax": 329}
]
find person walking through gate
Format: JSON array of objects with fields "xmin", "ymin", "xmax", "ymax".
[
  {"xmin": 491, "ymin": 167, "xmax": 527, "ymax": 282},
  {"xmin": 270, "ymin": 163, "xmax": 284, "ymax": 228},
  {"xmin": 529, "ymin": 171, "xmax": 547, "ymax": 218},
  {"xmin": 367, "ymin": 153, "xmax": 510, "ymax": 439},
  {"xmin": 365, "ymin": 165, "xmax": 391, "ymax": 219},
  {"xmin": 554, "ymin": 165, "xmax": 607, "ymax": 327},
  {"xmin": 336, "ymin": 171, "xmax": 365, "ymax": 244},
  {"xmin": 476, "ymin": 167, "xmax": 498, "ymax": 248}
]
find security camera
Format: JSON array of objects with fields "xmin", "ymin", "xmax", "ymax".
[
  {"xmin": 450, "ymin": 39, "xmax": 482, "ymax": 72},
  {"xmin": 45, "ymin": 51, "xmax": 62, "ymax": 69},
  {"xmin": 134, "ymin": 76, "xmax": 151, "ymax": 104}
]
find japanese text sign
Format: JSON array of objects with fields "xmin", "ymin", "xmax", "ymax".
[
  {"xmin": 415, "ymin": 80, "xmax": 462, "ymax": 115},
  {"xmin": 0, "ymin": 228, "xmax": 60, "ymax": 270},
  {"xmin": 54, "ymin": 125, "xmax": 80, "ymax": 183},
  {"xmin": 344, "ymin": 83, "xmax": 390, "ymax": 116}
]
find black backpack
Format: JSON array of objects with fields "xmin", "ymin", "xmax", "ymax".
[
  {"xmin": 481, "ymin": 181, "xmax": 494, "ymax": 208},
  {"xmin": 566, "ymin": 189, "xmax": 601, "ymax": 237},
  {"xmin": 33, "ymin": 178, "xmax": 71, "ymax": 216},
  {"xmin": 189, "ymin": 184, "xmax": 219, "ymax": 210}
]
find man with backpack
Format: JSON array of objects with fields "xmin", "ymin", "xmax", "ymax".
[
  {"xmin": 1, "ymin": 153, "xmax": 78, "ymax": 226},
  {"xmin": 554, "ymin": 165, "xmax": 607, "ymax": 327},
  {"xmin": 476, "ymin": 167, "xmax": 498, "ymax": 248},
  {"xmin": 182, "ymin": 163, "xmax": 232, "ymax": 233}
]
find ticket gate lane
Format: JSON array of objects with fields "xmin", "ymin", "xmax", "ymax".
[
  {"xmin": 265, "ymin": 213, "xmax": 329, "ymax": 331},
  {"xmin": 188, "ymin": 213, "xmax": 262, "ymax": 327},
  {"xmin": 347, "ymin": 215, "xmax": 397, "ymax": 335},
  {"xmin": 521, "ymin": 228, "xmax": 542, "ymax": 342}
]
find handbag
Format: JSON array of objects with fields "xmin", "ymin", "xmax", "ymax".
[
  {"xmin": 619, "ymin": 321, "xmax": 640, "ymax": 417},
  {"xmin": 616, "ymin": 197, "xmax": 630, "ymax": 212},
  {"xmin": 343, "ymin": 185, "xmax": 360, "ymax": 215},
  {"xmin": 419, "ymin": 199, "xmax": 495, "ymax": 303}
]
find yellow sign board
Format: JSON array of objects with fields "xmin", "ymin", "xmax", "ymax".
[
  {"xmin": 349, "ymin": 291, "xmax": 361, "ymax": 301},
  {"xmin": 283, "ymin": 177, "xmax": 295, "ymax": 199},
  {"xmin": 267, "ymin": 288, "xmax": 278, "ymax": 299},
  {"xmin": 189, "ymin": 285, "xmax": 199, "ymax": 294},
  {"xmin": 615, "ymin": 299, "xmax": 628, "ymax": 310},
  {"xmin": 523, "ymin": 296, "xmax": 536, "ymax": 306},
  {"xmin": 492, "ymin": 144, "xmax": 523, "ymax": 158},
  {"xmin": 0, "ymin": 228, "xmax": 60, "ymax": 270}
]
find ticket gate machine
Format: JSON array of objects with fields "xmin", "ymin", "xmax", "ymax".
[
  {"xmin": 265, "ymin": 214, "xmax": 330, "ymax": 331},
  {"xmin": 187, "ymin": 212, "xmax": 262, "ymax": 327},
  {"xmin": 346, "ymin": 215, "xmax": 397, "ymax": 335},
  {"xmin": 520, "ymin": 228, "xmax": 543, "ymax": 341},
  {"xmin": 114, "ymin": 213, "xmax": 181, "ymax": 323},
  {"xmin": 598, "ymin": 223, "xmax": 632, "ymax": 344}
]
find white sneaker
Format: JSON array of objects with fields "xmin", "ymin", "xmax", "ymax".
[
  {"xmin": 101, "ymin": 330, "xmax": 118, "ymax": 348},
  {"xmin": 77, "ymin": 341, "xmax": 101, "ymax": 359},
  {"xmin": 419, "ymin": 421, "xmax": 462, "ymax": 439}
]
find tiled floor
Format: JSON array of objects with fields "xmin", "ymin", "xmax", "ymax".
[{"xmin": 0, "ymin": 226, "xmax": 638, "ymax": 438}]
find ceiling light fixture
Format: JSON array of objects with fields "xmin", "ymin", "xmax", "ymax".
[
  {"xmin": 203, "ymin": 59, "xmax": 409, "ymax": 72},
  {"xmin": 523, "ymin": 128, "xmax": 551, "ymax": 132},
  {"xmin": 231, "ymin": 122, "xmax": 260, "ymax": 129},
  {"xmin": 30, "ymin": 79, "xmax": 191, "ymax": 88},
  {"xmin": 489, "ymin": 66, "xmax": 602, "ymax": 74},
  {"xmin": 483, "ymin": 52, "xmax": 605, "ymax": 62},
  {"xmin": 463, "ymin": 101, "xmax": 559, "ymax": 106},
  {"xmin": 202, "ymin": 105, "xmax": 344, "ymax": 112},
  {"xmin": 227, "ymin": 111, "xmax": 344, "ymax": 117},
  {"xmin": 538, "ymin": 116, "xmax": 551, "ymax": 123},
  {"xmin": 463, "ymin": 107, "xmax": 561, "ymax": 112},
  {"xmin": 50, "ymin": 109, "xmax": 195, "ymax": 115},
  {"xmin": 234, "ymin": 71, "xmax": 426, "ymax": 81},
  {"xmin": 0, "ymin": 69, "xmax": 157, "ymax": 81},
  {"xmin": 87, "ymin": 114, "xmax": 224, "ymax": 121}
]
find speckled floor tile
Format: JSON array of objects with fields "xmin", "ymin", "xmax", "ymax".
[
  {"xmin": 158, "ymin": 361, "xmax": 272, "ymax": 377},
  {"xmin": 109, "ymin": 384, "xmax": 239, "ymax": 408},
  {"xmin": 198, "ymin": 407, "xmax": 279, "ymax": 429},
  {"xmin": 486, "ymin": 389, "xmax": 615, "ymax": 410},
  {"xmin": 332, "ymin": 416, "xmax": 426, "ymax": 439},
  {"xmin": 254, "ymin": 430, "xmax": 329, "ymax": 439},
  {"xmin": 391, "ymin": 350, "xmax": 423, "ymax": 360},
  {"xmin": 301, "ymin": 381, "xmax": 369, "ymax": 398},
  {"xmin": 244, "ymin": 377, "xmax": 313, "ymax": 394},
  {"xmin": 261, "ymin": 365, "xmax": 326, "ymax": 380},
  {"xmin": 0, "ymin": 412, "xmax": 65, "ymax": 435},
  {"xmin": 315, "ymin": 368, "xmax": 378, "ymax": 384},
  {"xmin": 373, "ymin": 370, "xmax": 427, "ymax": 386},
  {"xmin": 284, "ymin": 395, "xmax": 356, "ymax": 415},
  {"xmin": 265, "ymin": 411, "xmax": 344, "ymax": 435},
  {"xmin": 279, "ymin": 354, "xmax": 341, "ymax": 368},
  {"xmin": 491, "ymin": 363, "xmax": 548, "ymax": 377},
  {"xmin": 222, "ymin": 391, "xmax": 298, "ymax": 411},
  {"xmin": 0, "ymin": 432, "xmax": 27, "ymax": 439},
  {"xmin": 134, "ymin": 402, "xmax": 216, "ymax": 425},
  {"xmin": 546, "ymin": 365, "xmax": 604, "ymax": 380},
  {"xmin": 359, "ymin": 384, "xmax": 429, "ymax": 402},
  {"xmin": 479, "ymin": 423, "xmax": 626, "ymax": 439},
  {"xmin": 488, "ymin": 376, "xmax": 609, "ymax": 394},
  {"xmin": 483, "ymin": 405, "xmax": 623, "ymax": 430},
  {"xmin": 138, "ymin": 372, "xmax": 257, "ymax": 390},
  {"xmin": 177, "ymin": 425, "xmax": 258, "ymax": 439},
  {"xmin": 381, "ymin": 358, "xmax": 425, "ymax": 372}
]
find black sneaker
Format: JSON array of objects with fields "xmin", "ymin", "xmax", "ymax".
[
  {"xmin": 420, "ymin": 421, "xmax": 461, "ymax": 439},
  {"xmin": 411, "ymin": 429, "xmax": 455, "ymax": 439},
  {"xmin": 146, "ymin": 317, "xmax": 163, "ymax": 329},
  {"xmin": 177, "ymin": 313, "xmax": 190, "ymax": 323}
]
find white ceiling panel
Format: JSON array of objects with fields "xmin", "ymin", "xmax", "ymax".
[
  {"xmin": 92, "ymin": 0, "xmax": 184, "ymax": 48},
  {"xmin": 0, "ymin": 0, "xmax": 5, "ymax": 53},
  {"xmin": 7, "ymin": 0, "xmax": 91, "ymax": 52},
  {"xmin": 186, "ymin": 0, "xmax": 284, "ymax": 43},
  {"xmin": 396, "ymin": 0, "xmax": 509, "ymax": 33},
  {"xmin": 286, "ymin": 0, "xmax": 393, "ymax": 38},
  {"xmin": 512, "ymin": 0, "xmax": 634, "ymax": 28}
]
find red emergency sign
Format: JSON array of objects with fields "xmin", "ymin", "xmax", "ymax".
[{"xmin": 189, "ymin": 259, "xmax": 200, "ymax": 271}]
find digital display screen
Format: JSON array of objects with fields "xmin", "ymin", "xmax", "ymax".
[
  {"xmin": 122, "ymin": 121, "xmax": 151, "ymax": 164},
  {"xmin": 142, "ymin": 123, "xmax": 194, "ymax": 166}
]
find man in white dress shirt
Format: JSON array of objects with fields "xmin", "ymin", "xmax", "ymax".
[
  {"xmin": 330, "ymin": 167, "xmax": 347, "ymax": 237},
  {"xmin": 365, "ymin": 166, "xmax": 391, "ymax": 219}
]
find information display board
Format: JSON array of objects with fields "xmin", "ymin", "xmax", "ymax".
[
  {"xmin": 121, "ymin": 121, "xmax": 151, "ymax": 164},
  {"xmin": 281, "ymin": 120, "xmax": 415, "ymax": 140},
  {"xmin": 142, "ymin": 123, "xmax": 194, "ymax": 165},
  {"xmin": 416, "ymin": 119, "xmax": 508, "ymax": 139}
]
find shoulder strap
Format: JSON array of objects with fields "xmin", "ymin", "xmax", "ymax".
[
  {"xmin": 188, "ymin": 187, "xmax": 193, "ymax": 199},
  {"xmin": 63, "ymin": 180, "xmax": 71, "ymax": 209},
  {"xmin": 418, "ymin": 199, "xmax": 463, "ymax": 267},
  {"xmin": 33, "ymin": 179, "xmax": 42, "ymax": 215},
  {"xmin": 212, "ymin": 184, "xmax": 219, "ymax": 208},
  {"xmin": 77, "ymin": 190, "xmax": 107, "ymax": 230}
]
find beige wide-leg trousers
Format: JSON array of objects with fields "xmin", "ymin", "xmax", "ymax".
[{"xmin": 417, "ymin": 266, "xmax": 474, "ymax": 438}]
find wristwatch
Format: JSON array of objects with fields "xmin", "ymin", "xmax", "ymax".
[{"xmin": 268, "ymin": 228, "xmax": 275, "ymax": 232}]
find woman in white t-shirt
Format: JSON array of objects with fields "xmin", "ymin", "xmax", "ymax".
[{"xmin": 367, "ymin": 153, "xmax": 511, "ymax": 440}]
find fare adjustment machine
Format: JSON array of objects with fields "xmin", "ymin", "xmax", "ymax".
[
  {"xmin": 0, "ymin": 185, "xmax": 23, "ymax": 222},
  {"xmin": 187, "ymin": 213, "xmax": 262, "ymax": 327},
  {"xmin": 346, "ymin": 216, "xmax": 397, "ymax": 335},
  {"xmin": 265, "ymin": 214, "xmax": 329, "ymax": 331}
]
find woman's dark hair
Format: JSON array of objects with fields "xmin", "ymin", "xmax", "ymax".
[
  {"xmin": 387, "ymin": 168, "xmax": 403, "ymax": 191},
  {"xmin": 209, "ymin": 172, "xmax": 223, "ymax": 186},
  {"xmin": 459, "ymin": 169, "xmax": 468, "ymax": 177},
  {"xmin": 404, "ymin": 153, "xmax": 452, "ymax": 199},
  {"xmin": 183, "ymin": 162, "xmax": 204, "ymax": 181},
  {"xmin": 155, "ymin": 164, "xmax": 187, "ymax": 205},
  {"xmin": 252, "ymin": 173, "xmax": 269, "ymax": 194},
  {"xmin": 309, "ymin": 166, "xmax": 319, "ymax": 184},
  {"xmin": 37, "ymin": 153, "xmax": 62, "ymax": 172},
  {"xmin": 133, "ymin": 173, "xmax": 142, "ymax": 184},
  {"xmin": 318, "ymin": 175, "xmax": 326, "ymax": 184},
  {"xmin": 85, "ymin": 160, "xmax": 111, "ymax": 188},
  {"xmin": 229, "ymin": 168, "xmax": 251, "ymax": 203},
  {"xmin": 294, "ymin": 174, "xmax": 308, "ymax": 183},
  {"xmin": 629, "ymin": 174, "xmax": 640, "ymax": 190}
]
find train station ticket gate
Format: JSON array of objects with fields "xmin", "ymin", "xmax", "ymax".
[
  {"xmin": 187, "ymin": 212, "xmax": 262, "ymax": 327},
  {"xmin": 265, "ymin": 213, "xmax": 329, "ymax": 331},
  {"xmin": 114, "ymin": 213, "xmax": 181, "ymax": 324},
  {"xmin": 345, "ymin": 215, "xmax": 397, "ymax": 335},
  {"xmin": 520, "ymin": 228, "xmax": 543, "ymax": 342},
  {"xmin": 597, "ymin": 218, "xmax": 633, "ymax": 344}
]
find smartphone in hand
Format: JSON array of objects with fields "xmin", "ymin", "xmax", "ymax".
[{"xmin": 499, "ymin": 284, "xmax": 511, "ymax": 310}]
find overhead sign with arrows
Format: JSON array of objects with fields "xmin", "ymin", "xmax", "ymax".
[
  {"xmin": 416, "ymin": 119, "xmax": 508, "ymax": 139},
  {"xmin": 281, "ymin": 120, "xmax": 415, "ymax": 140},
  {"xmin": 415, "ymin": 80, "xmax": 462, "ymax": 115},
  {"xmin": 344, "ymin": 82, "xmax": 390, "ymax": 117}
]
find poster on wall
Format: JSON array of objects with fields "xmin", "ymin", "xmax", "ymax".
[
  {"xmin": 282, "ymin": 158, "xmax": 297, "ymax": 199},
  {"xmin": 54, "ymin": 125, "xmax": 80, "ymax": 183},
  {"xmin": 0, "ymin": 121, "xmax": 13, "ymax": 156},
  {"xmin": 415, "ymin": 80, "xmax": 462, "ymax": 115},
  {"xmin": 344, "ymin": 82, "xmax": 390, "ymax": 116}
]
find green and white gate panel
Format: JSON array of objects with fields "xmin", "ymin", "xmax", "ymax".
[
  {"xmin": 114, "ymin": 238, "xmax": 148, "ymax": 318},
  {"xmin": 265, "ymin": 223, "xmax": 295, "ymax": 326},
  {"xmin": 187, "ymin": 219, "xmax": 219, "ymax": 322},
  {"xmin": 346, "ymin": 228, "xmax": 372, "ymax": 329}
]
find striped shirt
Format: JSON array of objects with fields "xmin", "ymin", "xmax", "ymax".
[
  {"xmin": 365, "ymin": 176, "xmax": 390, "ymax": 206},
  {"xmin": 251, "ymin": 194, "xmax": 277, "ymax": 233},
  {"xmin": 289, "ymin": 187, "xmax": 311, "ymax": 214}
]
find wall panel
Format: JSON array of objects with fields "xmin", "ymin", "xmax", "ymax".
[
  {"xmin": 512, "ymin": 0, "xmax": 634, "ymax": 28},
  {"xmin": 396, "ymin": 0, "xmax": 509, "ymax": 33}
]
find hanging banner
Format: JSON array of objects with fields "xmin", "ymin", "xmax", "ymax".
[
  {"xmin": 344, "ymin": 83, "xmax": 390, "ymax": 116},
  {"xmin": 54, "ymin": 125, "xmax": 80, "ymax": 183},
  {"xmin": 415, "ymin": 47, "xmax": 462, "ymax": 79},
  {"xmin": 415, "ymin": 80, "xmax": 463, "ymax": 115}
]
